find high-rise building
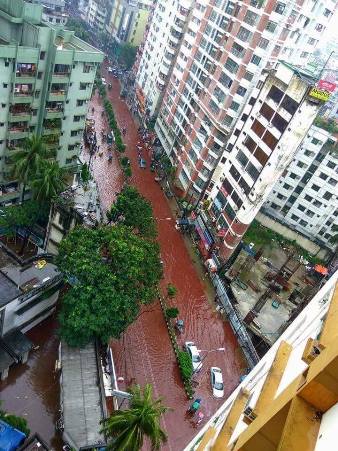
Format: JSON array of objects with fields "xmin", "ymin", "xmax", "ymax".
[
  {"xmin": 262, "ymin": 124, "xmax": 338, "ymax": 251},
  {"xmin": 185, "ymin": 274, "xmax": 338, "ymax": 451},
  {"xmin": 135, "ymin": 0, "xmax": 193, "ymax": 118},
  {"xmin": 146, "ymin": 0, "xmax": 336, "ymax": 198},
  {"xmin": 197, "ymin": 62, "xmax": 323, "ymax": 261},
  {"xmin": 106, "ymin": 0, "xmax": 153, "ymax": 46},
  {"xmin": 29, "ymin": 0, "xmax": 68, "ymax": 26},
  {"xmin": 80, "ymin": 0, "xmax": 110, "ymax": 31},
  {"xmin": 0, "ymin": 0, "xmax": 103, "ymax": 206}
]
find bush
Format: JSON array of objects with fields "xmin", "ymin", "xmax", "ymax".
[
  {"xmin": 167, "ymin": 283, "xmax": 177, "ymax": 298},
  {"xmin": 124, "ymin": 167, "xmax": 132, "ymax": 178},
  {"xmin": 165, "ymin": 307, "xmax": 179, "ymax": 319},
  {"xmin": 0, "ymin": 412, "xmax": 30, "ymax": 436},
  {"xmin": 120, "ymin": 157, "xmax": 130, "ymax": 168},
  {"xmin": 178, "ymin": 351, "xmax": 193, "ymax": 382}
]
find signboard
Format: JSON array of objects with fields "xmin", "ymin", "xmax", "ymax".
[
  {"xmin": 318, "ymin": 79, "xmax": 336, "ymax": 93},
  {"xmin": 308, "ymin": 88, "xmax": 331, "ymax": 102}
]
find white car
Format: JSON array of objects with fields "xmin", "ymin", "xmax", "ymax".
[
  {"xmin": 210, "ymin": 367, "xmax": 224, "ymax": 398},
  {"xmin": 101, "ymin": 77, "xmax": 107, "ymax": 85},
  {"xmin": 108, "ymin": 66, "xmax": 113, "ymax": 72},
  {"xmin": 185, "ymin": 341, "xmax": 202, "ymax": 372}
]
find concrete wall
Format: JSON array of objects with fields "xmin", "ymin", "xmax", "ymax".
[{"xmin": 256, "ymin": 212, "xmax": 329, "ymax": 259}]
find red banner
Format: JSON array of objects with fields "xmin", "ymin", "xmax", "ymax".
[{"xmin": 318, "ymin": 79, "xmax": 336, "ymax": 93}]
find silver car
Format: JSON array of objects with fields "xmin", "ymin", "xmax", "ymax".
[
  {"xmin": 185, "ymin": 341, "xmax": 202, "ymax": 372},
  {"xmin": 210, "ymin": 367, "xmax": 224, "ymax": 398}
]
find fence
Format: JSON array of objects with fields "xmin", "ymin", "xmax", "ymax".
[{"xmin": 211, "ymin": 274, "xmax": 260, "ymax": 368}]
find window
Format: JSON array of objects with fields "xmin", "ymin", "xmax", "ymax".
[
  {"xmin": 77, "ymin": 99, "xmax": 85, "ymax": 106},
  {"xmin": 230, "ymin": 101, "xmax": 240, "ymax": 112},
  {"xmin": 296, "ymin": 161, "xmax": 307, "ymax": 168},
  {"xmin": 299, "ymin": 219, "xmax": 308, "ymax": 227},
  {"xmin": 277, "ymin": 193, "xmax": 286, "ymax": 200},
  {"xmin": 283, "ymin": 183, "xmax": 291, "ymax": 190},
  {"xmin": 231, "ymin": 42, "xmax": 245, "ymax": 58},
  {"xmin": 251, "ymin": 119, "xmax": 264, "ymax": 137},
  {"xmin": 272, "ymin": 113, "xmax": 288, "ymax": 133},
  {"xmin": 323, "ymin": 8, "xmax": 331, "ymax": 17},
  {"xmin": 319, "ymin": 172, "xmax": 328, "ymax": 180},
  {"xmin": 326, "ymin": 161, "xmax": 336, "ymax": 169},
  {"xmin": 251, "ymin": 55, "xmax": 261, "ymax": 66},
  {"xmin": 306, "ymin": 210, "xmax": 315, "ymax": 218},
  {"xmin": 328, "ymin": 178, "xmax": 337, "ymax": 187},
  {"xmin": 40, "ymin": 51, "xmax": 46, "ymax": 60},
  {"xmin": 304, "ymin": 194, "xmax": 312, "ymax": 202},
  {"xmin": 237, "ymin": 151, "xmax": 248, "ymax": 167},
  {"xmin": 244, "ymin": 136, "xmax": 256, "ymax": 153},
  {"xmin": 268, "ymin": 86, "xmax": 283, "ymax": 103},
  {"xmin": 209, "ymin": 99, "xmax": 220, "ymax": 114},
  {"xmin": 254, "ymin": 147, "xmax": 268, "ymax": 165},
  {"xmin": 275, "ymin": 2, "xmax": 286, "ymax": 14},
  {"xmin": 3, "ymin": 83, "xmax": 8, "ymax": 88},
  {"xmin": 291, "ymin": 214, "xmax": 299, "ymax": 221},
  {"xmin": 281, "ymin": 95, "xmax": 298, "ymax": 115},
  {"xmin": 323, "ymin": 191, "xmax": 332, "ymax": 200},
  {"xmin": 312, "ymin": 184, "xmax": 320, "ymax": 191},
  {"xmin": 237, "ymin": 86, "xmax": 247, "ymax": 96},
  {"xmin": 243, "ymin": 10, "xmax": 259, "ymax": 26},
  {"xmin": 237, "ymin": 26, "xmax": 252, "ymax": 42},
  {"xmin": 243, "ymin": 71, "xmax": 254, "ymax": 81},
  {"xmin": 83, "ymin": 65, "xmax": 91, "ymax": 73},
  {"xmin": 308, "ymin": 38, "xmax": 316, "ymax": 45},
  {"xmin": 70, "ymin": 130, "xmax": 78, "ymax": 136},
  {"xmin": 246, "ymin": 162, "xmax": 260, "ymax": 181},
  {"xmin": 297, "ymin": 204, "xmax": 306, "ymax": 212},
  {"xmin": 223, "ymin": 115, "xmax": 233, "ymax": 127},
  {"xmin": 214, "ymin": 86, "xmax": 225, "ymax": 103},
  {"xmin": 289, "ymin": 172, "xmax": 298, "ymax": 180},
  {"xmin": 258, "ymin": 38, "xmax": 269, "ymax": 49},
  {"xmin": 260, "ymin": 103, "xmax": 274, "ymax": 121},
  {"xmin": 266, "ymin": 21, "xmax": 277, "ymax": 32},
  {"xmin": 79, "ymin": 83, "xmax": 87, "ymax": 90},
  {"xmin": 313, "ymin": 200, "xmax": 322, "ymax": 208},
  {"xmin": 1, "ymin": 103, "xmax": 5, "ymax": 108},
  {"xmin": 262, "ymin": 131, "xmax": 278, "ymax": 150},
  {"xmin": 219, "ymin": 72, "xmax": 232, "ymax": 88},
  {"xmin": 230, "ymin": 164, "xmax": 241, "ymax": 181},
  {"xmin": 37, "ymin": 72, "xmax": 42, "ymax": 79},
  {"xmin": 225, "ymin": 58, "xmax": 239, "ymax": 74},
  {"xmin": 35, "ymin": 90, "xmax": 40, "ymax": 98},
  {"xmin": 304, "ymin": 149, "xmax": 315, "ymax": 157},
  {"xmin": 73, "ymin": 115, "xmax": 81, "ymax": 122}
]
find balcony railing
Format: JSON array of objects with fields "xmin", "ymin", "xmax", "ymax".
[
  {"xmin": 14, "ymin": 91, "xmax": 33, "ymax": 97},
  {"xmin": 8, "ymin": 126, "xmax": 28, "ymax": 133},
  {"xmin": 50, "ymin": 90, "xmax": 66, "ymax": 96},
  {"xmin": 16, "ymin": 70, "xmax": 36, "ymax": 77},
  {"xmin": 46, "ymin": 107, "xmax": 63, "ymax": 113}
]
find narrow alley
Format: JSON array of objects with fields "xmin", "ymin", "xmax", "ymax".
[{"xmin": 86, "ymin": 68, "xmax": 245, "ymax": 450}]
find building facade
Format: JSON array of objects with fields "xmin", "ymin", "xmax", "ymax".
[
  {"xmin": 29, "ymin": 0, "xmax": 68, "ymax": 25},
  {"xmin": 149, "ymin": 0, "xmax": 336, "ymax": 197},
  {"xmin": 0, "ymin": 0, "xmax": 103, "ymax": 206},
  {"xmin": 80, "ymin": 0, "xmax": 110, "ymax": 31},
  {"xmin": 135, "ymin": 0, "xmax": 193, "ymax": 118},
  {"xmin": 263, "ymin": 124, "xmax": 338, "ymax": 251},
  {"xmin": 106, "ymin": 0, "xmax": 153, "ymax": 46},
  {"xmin": 185, "ymin": 273, "xmax": 338, "ymax": 450},
  {"xmin": 200, "ymin": 62, "xmax": 322, "ymax": 260}
]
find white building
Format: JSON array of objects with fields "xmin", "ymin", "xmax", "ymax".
[
  {"xmin": 203, "ymin": 62, "xmax": 322, "ymax": 261},
  {"xmin": 30, "ymin": 0, "xmax": 68, "ymax": 26},
  {"xmin": 135, "ymin": 0, "xmax": 192, "ymax": 118},
  {"xmin": 185, "ymin": 273, "xmax": 338, "ymax": 450},
  {"xmin": 263, "ymin": 124, "xmax": 338, "ymax": 251},
  {"xmin": 80, "ymin": 0, "xmax": 110, "ymax": 31}
]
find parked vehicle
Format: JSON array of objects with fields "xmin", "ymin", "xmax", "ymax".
[
  {"xmin": 185, "ymin": 341, "xmax": 202, "ymax": 372},
  {"xmin": 139, "ymin": 158, "xmax": 146, "ymax": 168},
  {"xmin": 210, "ymin": 367, "xmax": 224, "ymax": 398},
  {"xmin": 101, "ymin": 77, "xmax": 107, "ymax": 86}
]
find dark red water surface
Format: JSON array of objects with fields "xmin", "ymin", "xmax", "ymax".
[
  {"xmin": 0, "ymin": 315, "xmax": 62, "ymax": 449},
  {"xmin": 87, "ymin": 68, "xmax": 245, "ymax": 450}
]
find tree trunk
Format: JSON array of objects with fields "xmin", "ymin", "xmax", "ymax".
[
  {"xmin": 21, "ymin": 184, "xmax": 26, "ymax": 203},
  {"xmin": 19, "ymin": 230, "xmax": 30, "ymax": 256}
]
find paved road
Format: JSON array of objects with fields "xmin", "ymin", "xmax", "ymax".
[{"xmin": 86, "ymin": 68, "xmax": 245, "ymax": 450}]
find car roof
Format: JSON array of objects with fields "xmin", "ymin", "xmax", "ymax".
[
  {"xmin": 189, "ymin": 345, "xmax": 199, "ymax": 355},
  {"xmin": 213, "ymin": 369, "xmax": 223, "ymax": 383}
]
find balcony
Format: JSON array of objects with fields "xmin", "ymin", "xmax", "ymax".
[
  {"xmin": 48, "ymin": 90, "xmax": 67, "ymax": 102},
  {"xmin": 9, "ymin": 108, "xmax": 31, "ymax": 122},
  {"xmin": 0, "ymin": 184, "xmax": 20, "ymax": 201},
  {"xmin": 7, "ymin": 125, "xmax": 29, "ymax": 140},
  {"xmin": 13, "ymin": 91, "xmax": 33, "ymax": 104},
  {"xmin": 15, "ymin": 63, "xmax": 37, "ymax": 83},
  {"xmin": 45, "ymin": 107, "xmax": 63, "ymax": 119},
  {"xmin": 51, "ymin": 72, "xmax": 70, "ymax": 84},
  {"xmin": 170, "ymin": 27, "xmax": 183, "ymax": 42}
]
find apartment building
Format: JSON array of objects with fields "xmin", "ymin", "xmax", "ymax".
[
  {"xmin": 201, "ymin": 62, "xmax": 323, "ymax": 260},
  {"xmin": 263, "ymin": 124, "xmax": 338, "ymax": 250},
  {"xmin": 185, "ymin": 274, "xmax": 338, "ymax": 450},
  {"xmin": 106, "ymin": 0, "xmax": 153, "ymax": 46},
  {"xmin": 80, "ymin": 0, "xmax": 110, "ymax": 31},
  {"xmin": 151, "ymin": 0, "xmax": 336, "ymax": 197},
  {"xmin": 29, "ymin": 0, "xmax": 68, "ymax": 25},
  {"xmin": 0, "ymin": 0, "xmax": 103, "ymax": 206},
  {"xmin": 135, "ymin": 0, "xmax": 193, "ymax": 118}
]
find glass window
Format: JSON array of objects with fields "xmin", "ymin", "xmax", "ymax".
[
  {"xmin": 214, "ymin": 86, "xmax": 226, "ymax": 103},
  {"xmin": 251, "ymin": 119, "xmax": 265, "ymax": 137},
  {"xmin": 275, "ymin": 2, "xmax": 286, "ymax": 14},
  {"xmin": 237, "ymin": 86, "xmax": 247, "ymax": 96},
  {"xmin": 262, "ymin": 130, "xmax": 278, "ymax": 150},
  {"xmin": 268, "ymin": 85, "xmax": 283, "ymax": 103},
  {"xmin": 219, "ymin": 72, "xmax": 232, "ymax": 88},
  {"xmin": 230, "ymin": 101, "xmax": 240, "ymax": 111},
  {"xmin": 272, "ymin": 113, "xmax": 288, "ymax": 133},
  {"xmin": 231, "ymin": 42, "xmax": 245, "ymax": 58},
  {"xmin": 243, "ymin": 71, "xmax": 254, "ymax": 81},
  {"xmin": 254, "ymin": 147, "xmax": 268, "ymax": 165},
  {"xmin": 258, "ymin": 37, "xmax": 269, "ymax": 49},
  {"xmin": 246, "ymin": 162, "xmax": 260, "ymax": 181},
  {"xmin": 224, "ymin": 58, "xmax": 239, "ymax": 74},
  {"xmin": 237, "ymin": 151, "xmax": 248, "ymax": 167},
  {"xmin": 243, "ymin": 10, "xmax": 259, "ymax": 26},
  {"xmin": 251, "ymin": 54, "xmax": 261, "ymax": 66},
  {"xmin": 237, "ymin": 26, "xmax": 252, "ymax": 42},
  {"xmin": 281, "ymin": 95, "xmax": 298, "ymax": 115},
  {"xmin": 260, "ymin": 103, "xmax": 274, "ymax": 121},
  {"xmin": 266, "ymin": 21, "xmax": 277, "ymax": 32}
]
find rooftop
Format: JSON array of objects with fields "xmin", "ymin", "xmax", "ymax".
[
  {"xmin": 0, "ymin": 272, "xmax": 21, "ymax": 307},
  {"xmin": 61, "ymin": 342, "xmax": 104, "ymax": 449}
]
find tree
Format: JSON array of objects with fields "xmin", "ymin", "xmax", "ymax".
[
  {"xmin": 0, "ymin": 409, "xmax": 30, "ymax": 436},
  {"xmin": 101, "ymin": 384, "xmax": 168, "ymax": 451},
  {"xmin": 12, "ymin": 135, "xmax": 48, "ymax": 202},
  {"xmin": 165, "ymin": 307, "xmax": 179, "ymax": 319},
  {"xmin": 80, "ymin": 162, "xmax": 91, "ymax": 185},
  {"xmin": 117, "ymin": 43, "xmax": 138, "ymax": 70},
  {"xmin": 167, "ymin": 283, "xmax": 177, "ymax": 299},
  {"xmin": 56, "ymin": 225, "xmax": 162, "ymax": 346},
  {"xmin": 0, "ymin": 200, "xmax": 49, "ymax": 255},
  {"xmin": 108, "ymin": 186, "xmax": 157, "ymax": 239},
  {"xmin": 66, "ymin": 17, "xmax": 91, "ymax": 42},
  {"xmin": 30, "ymin": 160, "xmax": 67, "ymax": 203}
]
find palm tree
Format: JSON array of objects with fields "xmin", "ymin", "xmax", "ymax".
[
  {"xmin": 101, "ymin": 384, "xmax": 169, "ymax": 451},
  {"xmin": 30, "ymin": 160, "xmax": 67, "ymax": 203},
  {"xmin": 12, "ymin": 135, "xmax": 48, "ymax": 202}
]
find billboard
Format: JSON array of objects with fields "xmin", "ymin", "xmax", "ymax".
[{"xmin": 318, "ymin": 79, "xmax": 336, "ymax": 93}]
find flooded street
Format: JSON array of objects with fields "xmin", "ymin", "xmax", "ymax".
[
  {"xmin": 88, "ymin": 68, "xmax": 245, "ymax": 450},
  {"xmin": 0, "ymin": 315, "xmax": 62, "ymax": 449}
]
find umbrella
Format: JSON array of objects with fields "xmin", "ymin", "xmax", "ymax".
[{"xmin": 314, "ymin": 264, "xmax": 328, "ymax": 275}]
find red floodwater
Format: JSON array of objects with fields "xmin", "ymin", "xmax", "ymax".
[
  {"xmin": 0, "ymin": 315, "xmax": 62, "ymax": 449},
  {"xmin": 86, "ymin": 68, "xmax": 245, "ymax": 450}
]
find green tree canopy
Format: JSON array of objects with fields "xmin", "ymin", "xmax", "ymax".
[
  {"xmin": 66, "ymin": 17, "xmax": 90, "ymax": 42},
  {"xmin": 56, "ymin": 225, "xmax": 162, "ymax": 346},
  {"xmin": 30, "ymin": 160, "xmax": 67, "ymax": 203},
  {"xmin": 12, "ymin": 135, "xmax": 48, "ymax": 201},
  {"xmin": 117, "ymin": 43, "xmax": 138, "ymax": 70},
  {"xmin": 108, "ymin": 186, "xmax": 157, "ymax": 239},
  {"xmin": 101, "ymin": 384, "xmax": 168, "ymax": 451}
]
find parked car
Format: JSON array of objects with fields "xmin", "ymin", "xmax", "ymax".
[
  {"xmin": 210, "ymin": 367, "xmax": 224, "ymax": 398},
  {"xmin": 101, "ymin": 77, "xmax": 107, "ymax": 85},
  {"xmin": 185, "ymin": 341, "xmax": 202, "ymax": 372}
]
